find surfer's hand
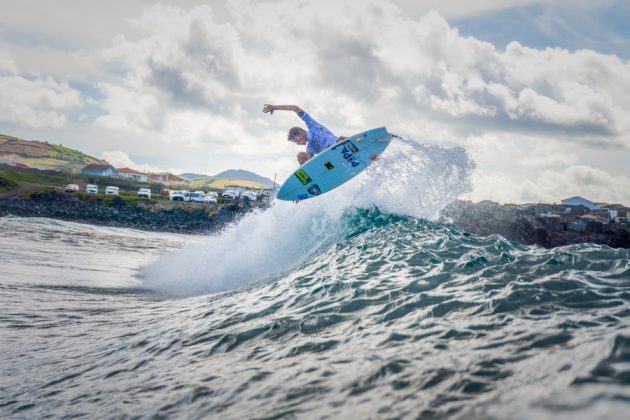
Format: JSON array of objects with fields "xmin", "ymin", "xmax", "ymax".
[
  {"xmin": 297, "ymin": 151, "xmax": 309, "ymax": 165},
  {"xmin": 262, "ymin": 104, "xmax": 274, "ymax": 114},
  {"xmin": 336, "ymin": 136, "xmax": 347, "ymax": 143}
]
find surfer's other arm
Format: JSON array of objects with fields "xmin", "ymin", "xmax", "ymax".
[{"xmin": 262, "ymin": 104, "xmax": 303, "ymax": 115}]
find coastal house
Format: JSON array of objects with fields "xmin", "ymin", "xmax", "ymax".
[
  {"xmin": 148, "ymin": 172, "xmax": 188, "ymax": 186},
  {"xmin": 561, "ymin": 196, "xmax": 599, "ymax": 210},
  {"xmin": 590, "ymin": 208, "xmax": 617, "ymax": 222},
  {"xmin": 116, "ymin": 167, "xmax": 148, "ymax": 183},
  {"xmin": 577, "ymin": 214, "xmax": 606, "ymax": 233},
  {"xmin": 535, "ymin": 203, "xmax": 558, "ymax": 215},
  {"xmin": 536, "ymin": 213, "xmax": 564, "ymax": 231},
  {"xmin": 559, "ymin": 204, "xmax": 590, "ymax": 219},
  {"xmin": 80, "ymin": 164, "xmax": 117, "ymax": 177},
  {"xmin": 607, "ymin": 205, "xmax": 630, "ymax": 222},
  {"xmin": 567, "ymin": 220, "xmax": 589, "ymax": 233}
]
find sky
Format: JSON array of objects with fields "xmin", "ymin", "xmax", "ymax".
[{"xmin": 1, "ymin": 0, "xmax": 629, "ymax": 204}]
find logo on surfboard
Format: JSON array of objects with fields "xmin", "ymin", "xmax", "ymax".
[
  {"xmin": 294, "ymin": 169, "xmax": 312, "ymax": 185},
  {"xmin": 341, "ymin": 143, "xmax": 360, "ymax": 167},
  {"xmin": 307, "ymin": 184, "xmax": 322, "ymax": 196}
]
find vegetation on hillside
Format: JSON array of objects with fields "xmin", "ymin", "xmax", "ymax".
[
  {"xmin": 0, "ymin": 134, "xmax": 108, "ymax": 171},
  {"xmin": 0, "ymin": 170, "xmax": 65, "ymax": 193}
]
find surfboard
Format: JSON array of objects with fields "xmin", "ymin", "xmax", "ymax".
[{"xmin": 276, "ymin": 127, "xmax": 393, "ymax": 201}]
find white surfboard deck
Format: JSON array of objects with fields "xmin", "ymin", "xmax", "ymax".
[{"xmin": 276, "ymin": 127, "xmax": 393, "ymax": 201}]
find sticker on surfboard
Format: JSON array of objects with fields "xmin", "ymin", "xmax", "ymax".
[{"xmin": 294, "ymin": 169, "xmax": 311, "ymax": 185}]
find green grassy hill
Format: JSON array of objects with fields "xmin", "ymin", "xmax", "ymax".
[{"xmin": 0, "ymin": 134, "xmax": 108, "ymax": 172}]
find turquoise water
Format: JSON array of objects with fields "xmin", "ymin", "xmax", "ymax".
[
  {"xmin": 2, "ymin": 140, "xmax": 629, "ymax": 418},
  {"xmin": 1, "ymin": 212, "xmax": 629, "ymax": 418}
]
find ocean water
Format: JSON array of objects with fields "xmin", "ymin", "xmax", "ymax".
[{"xmin": 2, "ymin": 140, "xmax": 630, "ymax": 419}]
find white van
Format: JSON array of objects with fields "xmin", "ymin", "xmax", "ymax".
[
  {"xmin": 137, "ymin": 188, "xmax": 151, "ymax": 199},
  {"xmin": 222, "ymin": 189, "xmax": 239, "ymax": 199},
  {"xmin": 242, "ymin": 190, "xmax": 258, "ymax": 201},
  {"xmin": 190, "ymin": 191, "xmax": 205, "ymax": 203},
  {"xmin": 104, "ymin": 186, "xmax": 119, "ymax": 195},
  {"xmin": 170, "ymin": 190, "xmax": 184, "ymax": 201}
]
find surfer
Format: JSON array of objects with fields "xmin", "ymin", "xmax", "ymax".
[{"xmin": 263, "ymin": 104, "xmax": 345, "ymax": 164}]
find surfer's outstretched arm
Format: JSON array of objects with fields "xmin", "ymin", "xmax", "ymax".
[{"xmin": 262, "ymin": 104, "xmax": 303, "ymax": 115}]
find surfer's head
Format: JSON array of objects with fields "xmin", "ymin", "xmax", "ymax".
[{"xmin": 288, "ymin": 127, "xmax": 307, "ymax": 145}]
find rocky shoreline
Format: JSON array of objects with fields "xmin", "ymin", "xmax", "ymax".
[
  {"xmin": 2, "ymin": 191, "xmax": 629, "ymax": 248},
  {"xmin": 0, "ymin": 190, "xmax": 252, "ymax": 234},
  {"xmin": 441, "ymin": 200, "xmax": 630, "ymax": 249}
]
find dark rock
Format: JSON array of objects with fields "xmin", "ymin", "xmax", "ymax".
[
  {"xmin": 441, "ymin": 200, "xmax": 630, "ymax": 249},
  {"xmin": 0, "ymin": 191, "xmax": 252, "ymax": 235}
]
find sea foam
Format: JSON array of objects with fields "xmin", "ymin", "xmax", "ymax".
[{"xmin": 140, "ymin": 136, "xmax": 475, "ymax": 296}]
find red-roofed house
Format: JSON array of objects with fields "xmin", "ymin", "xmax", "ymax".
[
  {"xmin": 117, "ymin": 167, "xmax": 148, "ymax": 183},
  {"xmin": 148, "ymin": 173, "xmax": 187, "ymax": 186}
]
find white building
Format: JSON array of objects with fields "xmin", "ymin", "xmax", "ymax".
[
  {"xmin": 561, "ymin": 196, "xmax": 600, "ymax": 210},
  {"xmin": 116, "ymin": 167, "xmax": 148, "ymax": 183}
]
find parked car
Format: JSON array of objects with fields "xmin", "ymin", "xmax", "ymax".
[
  {"xmin": 190, "ymin": 191, "xmax": 206, "ymax": 203},
  {"xmin": 170, "ymin": 190, "xmax": 191, "ymax": 201},
  {"xmin": 222, "ymin": 189, "xmax": 239, "ymax": 200},
  {"xmin": 159, "ymin": 188, "xmax": 171, "ymax": 197},
  {"xmin": 64, "ymin": 184, "xmax": 79, "ymax": 193},
  {"xmin": 206, "ymin": 191, "xmax": 218, "ymax": 198},
  {"xmin": 204, "ymin": 194, "xmax": 217, "ymax": 204},
  {"xmin": 104, "ymin": 186, "xmax": 119, "ymax": 196},
  {"xmin": 242, "ymin": 191, "xmax": 258, "ymax": 201},
  {"xmin": 137, "ymin": 188, "xmax": 152, "ymax": 199},
  {"xmin": 170, "ymin": 190, "xmax": 184, "ymax": 201},
  {"xmin": 86, "ymin": 184, "xmax": 98, "ymax": 194}
]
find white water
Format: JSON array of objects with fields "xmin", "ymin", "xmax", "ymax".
[{"xmin": 140, "ymin": 138, "xmax": 475, "ymax": 296}]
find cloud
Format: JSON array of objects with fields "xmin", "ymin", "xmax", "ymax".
[
  {"xmin": 0, "ymin": 52, "xmax": 18, "ymax": 75},
  {"xmin": 0, "ymin": 75, "xmax": 83, "ymax": 129},
  {"xmin": 2, "ymin": 1, "xmax": 630, "ymax": 204},
  {"xmin": 100, "ymin": 150, "xmax": 181, "ymax": 174},
  {"xmin": 0, "ymin": 52, "xmax": 82, "ymax": 128},
  {"xmin": 472, "ymin": 165, "xmax": 630, "ymax": 204},
  {"xmin": 91, "ymin": 2, "xmax": 630, "ymax": 147}
]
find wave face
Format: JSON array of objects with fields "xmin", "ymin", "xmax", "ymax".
[
  {"xmin": 140, "ymin": 139, "xmax": 475, "ymax": 296},
  {"xmin": 2, "ymin": 141, "xmax": 630, "ymax": 418}
]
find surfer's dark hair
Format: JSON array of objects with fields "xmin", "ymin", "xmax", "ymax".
[{"xmin": 288, "ymin": 127, "xmax": 306, "ymax": 142}]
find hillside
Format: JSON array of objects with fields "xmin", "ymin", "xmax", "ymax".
[
  {"xmin": 182, "ymin": 169, "xmax": 277, "ymax": 190},
  {"xmin": 179, "ymin": 173, "xmax": 214, "ymax": 180},
  {"xmin": 213, "ymin": 169, "xmax": 276, "ymax": 188},
  {"xmin": 0, "ymin": 134, "xmax": 108, "ymax": 171}
]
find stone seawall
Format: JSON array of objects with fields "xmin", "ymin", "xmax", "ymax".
[{"xmin": 0, "ymin": 191, "xmax": 251, "ymax": 234}]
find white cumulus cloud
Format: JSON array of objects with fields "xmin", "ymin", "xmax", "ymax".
[
  {"xmin": 0, "ymin": 53, "xmax": 82, "ymax": 129},
  {"xmin": 2, "ymin": 1, "xmax": 630, "ymax": 204},
  {"xmin": 100, "ymin": 150, "xmax": 181, "ymax": 175}
]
